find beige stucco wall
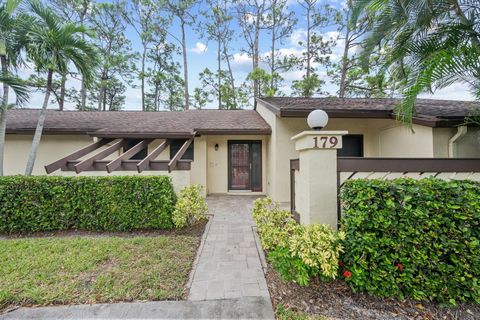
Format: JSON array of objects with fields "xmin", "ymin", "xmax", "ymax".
[
  {"xmin": 376, "ymin": 124, "xmax": 434, "ymax": 157},
  {"xmin": 4, "ymin": 134, "xmax": 191, "ymax": 192},
  {"xmin": 256, "ymin": 105, "xmax": 276, "ymax": 197},
  {"xmin": 456, "ymin": 128, "xmax": 480, "ymax": 157},
  {"xmin": 433, "ymin": 128, "xmax": 455, "ymax": 157},
  {"xmin": 4, "ymin": 134, "xmax": 94, "ymax": 175}
]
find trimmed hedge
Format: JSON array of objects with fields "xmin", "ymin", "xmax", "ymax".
[
  {"xmin": 0, "ymin": 175, "xmax": 177, "ymax": 233},
  {"xmin": 340, "ymin": 178, "xmax": 480, "ymax": 304}
]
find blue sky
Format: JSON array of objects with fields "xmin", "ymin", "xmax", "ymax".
[{"xmin": 20, "ymin": 0, "xmax": 475, "ymax": 110}]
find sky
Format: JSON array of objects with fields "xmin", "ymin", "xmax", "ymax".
[{"xmin": 19, "ymin": 0, "xmax": 476, "ymax": 110}]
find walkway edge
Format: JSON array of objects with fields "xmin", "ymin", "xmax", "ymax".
[
  {"xmin": 186, "ymin": 214, "xmax": 213, "ymax": 296},
  {"xmin": 252, "ymin": 226, "xmax": 268, "ymax": 273}
]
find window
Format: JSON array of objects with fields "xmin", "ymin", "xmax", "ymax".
[
  {"xmin": 123, "ymin": 139, "xmax": 148, "ymax": 160},
  {"xmin": 170, "ymin": 139, "xmax": 194, "ymax": 160},
  {"xmin": 338, "ymin": 134, "xmax": 364, "ymax": 157}
]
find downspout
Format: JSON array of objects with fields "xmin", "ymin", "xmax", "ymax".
[{"xmin": 448, "ymin": 126, "xmax": 467, "ymax": 158}]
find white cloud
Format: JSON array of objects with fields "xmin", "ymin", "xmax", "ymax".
[
  {"xmin": 282, "ymin": 70, "xmax": 304, "ymax": 82},
  {"xmin": 231, "ymin": 52, "xmax": 253, "ymax": 72},
  {"xmin": 290, "ymin": 29, "xmax": 307, "ymax": 46},
  {"xmin": 190, "ymin": 42, "xmax": 207, "ymax": 54},
  {"xmin": 419, "ymin": 82, "xmax": 475, "ymax": 101}
]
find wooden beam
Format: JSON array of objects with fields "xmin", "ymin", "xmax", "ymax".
[
  {"xmin": 337, "ymin": 157, "xmax": 480, "ymax": 173},
  {"xmin": 63, "ymin": 159, "xmax": 191, "ymax": 171},
  {"xmin": 74, "ymin": 139, "xmax": 126, "ymax": 174},
  {"xmin": 44, "ymin": 138, "xmax": 113, "ymax": 174},
  {"xmin": 106, "ymin": 139, "xmax": 153, "ymax": 173},
  {"xmin": 137, "ymin": 139, "xmax": 170, "ymax": 173},
  {"xmin": 168, "ymin": 138, "xmax": 193, "ymax": 172}
]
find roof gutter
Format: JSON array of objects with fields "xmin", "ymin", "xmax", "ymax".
[{"xmin": 448, "ymin": 126, "xmax": 467, "ymax": 157}]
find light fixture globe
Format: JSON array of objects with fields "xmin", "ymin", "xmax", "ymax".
[{"xmin": 307, "ymin": 109, "xmax": 329, "ymax": 130}]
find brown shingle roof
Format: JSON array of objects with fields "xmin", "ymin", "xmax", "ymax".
[
  {"xmin": 257, "ymin": 97, "xmax": 480, "ymax": 127},
  {"xmin": 6, "ymin": 109, "xmax": 272, "ymax": 137}
]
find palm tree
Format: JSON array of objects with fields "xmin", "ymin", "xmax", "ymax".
[
  {"xmin": 0, "ymin": 0, "xmax": 29, "ymax": 176},
  {"xmin": 24, "ymin": 0, "xmax": 97, "ymax": 175},
  {"xmin": 352, "ymin": 0, "xmax": 480, "ymax": 126}
]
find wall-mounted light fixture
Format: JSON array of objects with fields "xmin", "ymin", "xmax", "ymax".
[
  {"xmin": 307, "ymin": 109, "xmax": 329, "ymax": 130},
  {"xmin": 214, "ymin": 143, "xmax": 219, "ymax": 151}
]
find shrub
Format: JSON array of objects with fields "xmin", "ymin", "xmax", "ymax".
[
  {"xmin": 172, "ymin": 184, "xmax": 208, "ymax": 228},
  {"xmin": 289, "ymin": 224, "xmax": 345, "ymax": 279},
  {"xmin": 252, "ymin": 197, "xmax": 297, "ymax": 250},
  {"xmin": 0, "ymin": 175, "xmax": 176, "ymax": 233},
  {"xmin": 341, "ymin": 178, "xmax": 480, "ymax": 304},
  {"xmin": 252, "ymin": 197, "xmax": 344, "ymax": 285}
]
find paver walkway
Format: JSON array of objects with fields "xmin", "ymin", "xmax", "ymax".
[{"xmin": 188, "ymin": 195, "xmax": 270, "ymax": 301}]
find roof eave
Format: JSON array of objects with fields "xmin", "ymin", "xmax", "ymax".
[
  {"xmin": 263, "ymin": 106, "xmax": 465, "ymax": 128},
  {"xmin": 196, "ymin": 128, "xmax": 272, "ymax": 135},
  {"xmin": 90, "ymin": 132, "xmax": 196, "ymax": 139}
]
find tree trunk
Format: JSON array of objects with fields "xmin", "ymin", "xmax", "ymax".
[
  {"xmin": 270, "ymin": 1, "xmax": 276, "ymax": 91},
  {"xmin": 306, "ymin": 4, "xmax": 311, "ymax": 79},
  {"xmin": 339, "ymin": 28, "xmax": 351, "ymax": 98},
  {"xmin": 154, "ymin": 82, "xmax": 159, "ymax": 111},
  {"xmin": 59, "ymin": 73, "xmax": 66, "ymax": 110},
  {"xmin": 97, "ymin": 71, "xmax": 106, "ymax": 111},
  {"xmin": 270, "ymin": 28, "xmax": 275, "ymax": 91},
  {"xmin": 79, "ymin": 11, "xmax": 87, "ymax": 110},
  {"xmin": 181, "ymin": 20, "xmax": 190, "ymax": 110},
  {"xmin": 25, "ymin": 70, "xmax": 53, "ymax": 176},
  {"xmin": 223, "ymin": 45, "xmax": 237, "ymax": 107},
  {"xmin": 141, "ymin": 45, "xmax": 147, "ymax": 111},
  {"xmin": 97, "ymin": 88, "xmax": 103, "ymax": 111},
  {"xmin": 0, "ymin": 55, "xmax": 9, "ymax": 176},
  {"xmin": 217, "ymin": 35, "xmax": 222, "ymax": 109},
  {"xmin": 253, "ymin": 17, "xmax": 260, "ymax": 109},
  {"xmin": 80, "ymin": 80, "xmax": 87, "ymax": 110}
]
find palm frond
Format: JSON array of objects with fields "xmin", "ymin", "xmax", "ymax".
[
  {"xmin": 396, "ymin": 44, "xmax": 480, "ymax": 126},
  {"xmin": 24, "ymin": 0, "xmax": 98, "ymax": 85},
  {"xmin": 354, "ymin": 0, "xmax": 480, "ymax": 125},
  {"xmin": 0, "ymin": 74, "xmax": 29, "ymax": 106}
]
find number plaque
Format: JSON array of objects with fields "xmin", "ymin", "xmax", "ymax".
[{"xmin": 313, "ymin": 136, "xmax": 339, "ymax": 149}]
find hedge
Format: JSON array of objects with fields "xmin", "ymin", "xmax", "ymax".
[
  {"xmin": 0, "ymin": 175, "xmax": 177, "ymax": 233},
  {"xmin": 340, "ymin": 178, "xmax": 480, "ymax": 304}
]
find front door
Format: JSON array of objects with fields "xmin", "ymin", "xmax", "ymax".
[{"xmin": 228, "ymin": 141, "xmax": 262, "ymax": 192}]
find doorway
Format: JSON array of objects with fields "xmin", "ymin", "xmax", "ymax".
[{"xmin": 228, "ymin": 141, "xmax": 262, "ymax": 192}]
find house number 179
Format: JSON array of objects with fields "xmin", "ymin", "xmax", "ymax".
[{"xmin": 313, "ymin": 136, "xmax": 338, "ymax": 148}]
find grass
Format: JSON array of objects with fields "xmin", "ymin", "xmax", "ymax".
[
  {"xmin": 276, "ymin": 304, "xmax": 328, "ymax": 320},
  {"xmin": 0, "ymin": 235, "xmax": 199, "ymax": 310}
]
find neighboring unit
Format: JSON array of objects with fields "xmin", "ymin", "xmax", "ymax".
[{"xmin": 4, "ymin": 97, "xmax": 480, "ymax": 204}]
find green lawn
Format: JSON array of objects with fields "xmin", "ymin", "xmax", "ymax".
[{"xmin": 0, "ymin": 235, "xmax": 199, "ymax": 310}]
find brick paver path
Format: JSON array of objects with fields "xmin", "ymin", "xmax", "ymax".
[{"xmin": 188, "ymin": 195, "xmax": 270, "ymax": 301}]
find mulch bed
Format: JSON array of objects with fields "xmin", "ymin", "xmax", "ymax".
[
  {"xmin": 0, "ymin": 219, "xmax": 208, "ymax": 239},
  {"xmin": 266, "ymin": 264, "xmax": 480, "ymax": 320}
]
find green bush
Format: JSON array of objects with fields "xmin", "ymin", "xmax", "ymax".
[
  {"xmin": 172, "ymin": 184, "xmax": 208, "ymax": 228},
  {"xmin": 252, "ymin": 198, "xmax": 344, "ymax": 285},
  {"xmin": 252, "ymin": 197, "xmax": 297, "ymax": 250},
  {"xmin": 340, "ymin": 178, "xmax": 480, "ymax": 304},
  {"xmin": 0, "ymin": 175, "xmax": 177, "ymax": 233}
]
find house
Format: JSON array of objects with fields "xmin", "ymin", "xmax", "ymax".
[{"xmin": 4, "ymin": 97, "xmax": 480, "ymax": 204}]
